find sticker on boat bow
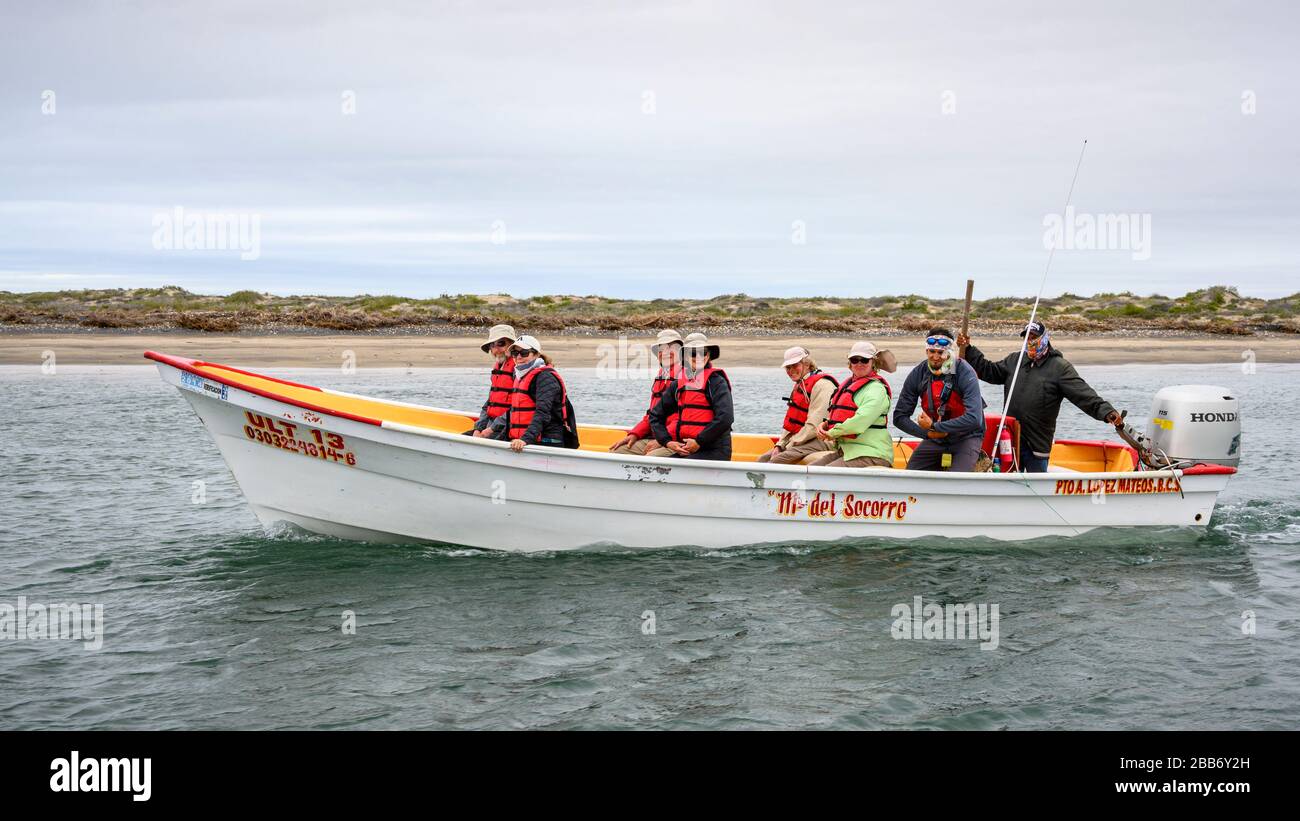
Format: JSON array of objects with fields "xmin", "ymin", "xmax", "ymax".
[
  {"xmin": 242, "ymin": 411, "xmax": 357, "ymax": 466},
  {"xmin": 767, "ymin": 490, "xmax": 914, "ymax": 521},
  {"xmin": 179, "ymin": 370, "xmax": 229, "ymax": 401}
]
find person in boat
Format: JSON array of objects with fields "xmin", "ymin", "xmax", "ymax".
[
  {"xmin": 469, "ymin": 323, "xmax": 518, "ymax": 438},
  {"xmin": 893, "ymin": 327, "xmax": 986, "ymax": 471},
  {"xmin": 645, "ymin": 332, "xmax": 734, "ymax": 460},
  {"xmin": 956, "ymin": 321, "xmax": 1123, "ymax": 472},
  {"xmin": 609, "ymin": 329, "xmax": 684, "ymax": 455},
  {"xmin": 490, "ymin": 335, "xmax": 579, "ymax": 452},
  {"xmin": 758, "ymin": 346, "xmax": 837, "ymax": 464},
  {"xmin": 808, "ymin": 341, "xmax": 899, "ymax": 468}
]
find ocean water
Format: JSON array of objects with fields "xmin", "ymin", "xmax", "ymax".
[{"xmin": 2, "ymin": 360, "xmax": 1298, "ymax": 730}]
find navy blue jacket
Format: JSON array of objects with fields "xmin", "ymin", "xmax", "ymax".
[{"xmin": 892, "ymin": 358, "xmax": 985, "ymax": 440}]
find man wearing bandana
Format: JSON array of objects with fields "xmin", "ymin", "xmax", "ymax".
[
  {"xmin": 958, "ymin": 321, "xmax": 1123, "ymax": 472},
  {"xmin": 893, "ymin": 327, "xmax": 987, "ymax": 471}
]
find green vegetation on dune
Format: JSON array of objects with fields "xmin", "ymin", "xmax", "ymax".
[{"xmin": 0, "ymin": 285, "xmax": 1295, "ymax": 335}]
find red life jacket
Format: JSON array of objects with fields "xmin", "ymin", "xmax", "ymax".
[
  {"xmin": 825, "ymin": 373, "xmax": 892, "ymax": 440},
  {"xmin": 508, "ymin": 365, "xmax": 569, "ymax": 441},
  {"xmin": 781, "ymin": 370, "xmax": 839, "ymax": 434},
  {"xmin": 485, "ymin": 356, "xmax": 515, "ymax": 419},
  {"xmin": 922, "ymin": 371, "xmax": 966, "ymax": 422},
  {"xmin": 672, "ymin": 367, "xmax": 730, "ymax": 441},
  {"xmin": 647, "ymin": 366, "xmax": 682, "ymax": 432}
]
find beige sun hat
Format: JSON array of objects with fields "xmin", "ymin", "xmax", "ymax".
[
  {"xmin": 480, "ymin": 323, "xmax": 519, "ymax": 353},
  {"xmin": 649, "ymin": 329, "xmax": 684, "ymax": 354},
  {"xmin": 681, "ymin": 332, "xmax": 720, "ymax": 361},
  {"xmin": 848, "ymin": 340, "xmax": 897, "ymax": 373},
  {"xmin": 781, "ymin": 346, "xmax": 811, "ymax": 367}
]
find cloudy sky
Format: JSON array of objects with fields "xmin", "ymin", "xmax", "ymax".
[{"xmin": 2, "ymin": 0, "xmax": 1296, "ymax": 299}]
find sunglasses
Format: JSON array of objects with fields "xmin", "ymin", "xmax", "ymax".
[
  {"xmin": 509, "ymin": 348, "xmax": 536, "ymax": 357},
  {"xmin": 686, "ymin": 349, "xmax": 710, "ymax": 359},
  {"xmin": 925, "ymin": 337, "xmax": 953, "ymax": 348},
  {"xmin": 848, "ymin": 356, "xmax": 871, "ymax": 365},
  {"xmin": 490, "ymin": 339, "xmax": 511, "ymax": 348}
]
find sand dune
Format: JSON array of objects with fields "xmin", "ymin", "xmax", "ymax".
[{"xmin": 2, "ymin": 332, "xmax": 1295, "ymax": 367}]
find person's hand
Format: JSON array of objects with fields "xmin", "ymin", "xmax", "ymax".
[
  {"xmin": 1105, "ymin": 411, "xmax": 1123, "ymax": 428},
  {"xmin": 510, "ymin": 438, "xmax": 527, "ymax": 452},
  {"xmin": 472, "ymin": 429, "xmax": 490, "ymax": 438},
  {"xmin": 956, "ymin": 332, "xmax": 970, "ymax": 349},
  {"xmin": 666, "ymin": 441, "xmax": 690, "ymax": 455},
  {"xmin": 815, "ymin": 425, "xmax": 832, "ymax": 441},
  {"xmin": 927, "ymin": 430, "xmax": 948, "ymax": 439},
  {"xmin": 610, "ymin": 434, "xmax": 637, "ymax": 451},
  {"xmin": 682, "ymin": 438, "xmax": 701, "ymax": 454},
  {"xmin": 918, "ymin": 411, "xmax": 933, "ymax": 431}
]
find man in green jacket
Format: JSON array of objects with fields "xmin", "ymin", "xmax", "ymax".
[
  {"xmin": 809, "ymin": 341, "xmax": 897, "ymax": 468},
  {"xmin": 957, "ymin": 321, "xmax": 1123, "ymax": 472}
]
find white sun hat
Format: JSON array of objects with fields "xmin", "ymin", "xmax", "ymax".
[
  {"xmin": 649, "ymin": 329, "xmax": 684, "ymax": 354},
  {"xmin": 480, "ymin": 323, "xmax": 519, "ymax": 352},
  {"xmin": 782, "ymin": 346, "xmax": 811, "ymax": 367},
  {"xmin": 848, "ymin": 340, "xmax": 897, "ymax": 373},
  {"xmin": 680, "ymin": 332, "xmax": 720, "ymax": 361},
  {"xmin": 513, "ymin": 334, "xmax": 543, "ymax": 354}
]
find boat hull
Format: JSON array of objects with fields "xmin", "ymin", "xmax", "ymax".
[{"xmin": 155, "ymin": 358, "xmax": 1232, "ymax": 552}]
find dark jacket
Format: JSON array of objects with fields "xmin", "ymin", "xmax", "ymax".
[
  {"xmin": 648, "ymin": 370, "xmax": 734, "ymax": 458},
  {"xmin": 893, "ymin": 357, "xmax": 986, "ymax": 440},
  {"xmin": 494, "ymin": 367, "xmax": 570, "ymax": 444},
  {"xmin": 963, "ymin": 343, "xmax": 1116, "ymax": 457}
]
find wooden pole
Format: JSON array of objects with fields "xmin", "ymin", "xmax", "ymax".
[{"xmin": 959, "ymin": 279, "xmax": 974, "ymax": 359}]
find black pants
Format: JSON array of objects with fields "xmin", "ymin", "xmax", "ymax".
[{"xmin": 680, "ymin": 440, "xmax": 732, "ymax": 461}]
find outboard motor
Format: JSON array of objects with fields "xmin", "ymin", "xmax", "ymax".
[{"xmin": 1145, "ymin": 385, "xmax": 1241, "ymax": 468}]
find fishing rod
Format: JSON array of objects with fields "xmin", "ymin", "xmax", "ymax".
[{"xmin": 990, "ymin": 140, "xmax": 1088, "ymax": 462}]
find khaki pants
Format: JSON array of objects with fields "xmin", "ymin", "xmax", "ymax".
[
  {"xmin": 757, "ymin": 439, "xmax": 833, "ymax": 465},
  {"xmin": 808, "ymin": 451, "xmax": 893, "ymax": 469},
  {"xmin": 610, "ymin": 438, "xmax": 656, "ymax": 455}
]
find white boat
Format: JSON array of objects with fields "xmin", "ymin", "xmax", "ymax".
[{"xmin": 147, "ymin": 351, "xmax": 1240, "ymax": 552}]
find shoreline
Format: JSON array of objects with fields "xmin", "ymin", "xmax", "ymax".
[{"xmin": 2, "ymin": 332, "xmax": 1296, "ymax": 367}]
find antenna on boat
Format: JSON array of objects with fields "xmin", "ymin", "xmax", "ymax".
[{"xmin": 991, "ymin": 140, "xmax": 1089, "ymax": 461}]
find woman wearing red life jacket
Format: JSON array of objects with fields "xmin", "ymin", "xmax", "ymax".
[
  {"xmin": 646, "ymin": 333, "xmax": 734, "ymax": 461},
  {"xmin": 469, "ymin": 323, "xmax": 519, "ymax": 438},
  {"xmin": 809, "ymin": 341, "xmax": 898, "ymax": 468},
  {"xmin": 757, "ymin": 346, "xmax": 838, "ymax": 465},
  {"xmin": 495, "ymin": 335, "xmax": 578, "ymax": 452},
  {"xmin": 610, "ymin": 329, "xmax": 684, "ymax": 455}
]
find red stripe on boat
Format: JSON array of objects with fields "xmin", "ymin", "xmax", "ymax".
[
  {"xmin": 144, "ymin": 350, "xmax": 382, "ymax": 427},
  {"xmin": 1180, "ymin": 463, "xmax": 1238, "ymax": 475}
]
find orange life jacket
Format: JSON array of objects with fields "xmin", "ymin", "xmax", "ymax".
[
  {"xmin": 672, "ymin": 367, "xmax": 729, "ymax": 441},
  {"xmin": 825, "ymin": 373, "xmax": 892, "ymax": 440},
  {"xmin": 922, "ymin": 372, "xmax": 965, "ymax": 422},
  {"xmin": 508, "ymin": 365, "xmax": 569, "ymax": 441},
  {"xmin": 781, "ymin": 370, "xmax": 839, "ymax": 434},
  {"xmin": 485, "ymin": 356, "xmax": 515, "ymax": 419}
]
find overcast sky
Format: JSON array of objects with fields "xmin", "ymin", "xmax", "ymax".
[{"xmin": 2, "ymin": 0, "xmax": 1296, "ymax": 299}]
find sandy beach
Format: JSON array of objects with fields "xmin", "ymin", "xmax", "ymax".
[{"xmin": 2, "ymin": 331, "xmax": 1295, "ymax": 367}]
